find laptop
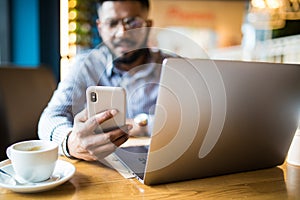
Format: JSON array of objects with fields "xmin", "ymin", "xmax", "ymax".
[{"xmin": 114, "ymin": 58, "xmax": 300, "ymax": 185}]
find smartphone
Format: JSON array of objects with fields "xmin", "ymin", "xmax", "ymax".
[{"xmin": 86, "ymin": 86, "xmax": 126, "ymax": 133}]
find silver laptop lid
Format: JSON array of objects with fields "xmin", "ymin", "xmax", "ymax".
[{"xmin": 144, "ymin": 58, "xmax": 300, "ymax": 185}]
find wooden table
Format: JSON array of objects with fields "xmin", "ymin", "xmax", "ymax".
[{"xmin": 1, "ymin": 156, "xmax": 300, "ymax": 200}]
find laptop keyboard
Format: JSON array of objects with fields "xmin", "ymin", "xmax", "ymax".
[{"xmin": 115, "ymin": 146, "xmax": 149, "ymax": 180}]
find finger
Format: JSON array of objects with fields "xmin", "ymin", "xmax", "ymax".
[
  {"xmin": 109, "ymin": 125, "xmax": 132, "ymax": 142},
  {"xmin": 88, "ymin": 142, "xmax": 118, "ymax": 160},
  {"xmin": 95, "ymin": 109, "xmax": 118, "ymax": 124},
  {"xmin": 112, "ymin": 134, "xmax": 129, "ymax": 147},
  {"xmin": 86, "ymin": 127, "xmax": 130, "ymax": 157},
  {"xmin": 82, "ymin": 131, "xmax": 129, "ymax": 160},
  {"xmin": 85, "ymin": 109, "xmax": 118, "ymax": 132},
  {"xmin": 74, "ymin": 108, "xmax": 88, "ymax": 123}
]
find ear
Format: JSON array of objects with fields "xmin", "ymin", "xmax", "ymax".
[
  {"xmin": 96, "ymin": 19, "xmax": 103, "ymax": 35},
  {"xmin": 96, "ymin": 19, "xmax": 101, "ymax": 30}
]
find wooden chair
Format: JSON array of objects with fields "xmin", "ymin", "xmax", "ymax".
[{"xmin": 0, "ymin": 66, "xmax": 56, "ymax": 160}]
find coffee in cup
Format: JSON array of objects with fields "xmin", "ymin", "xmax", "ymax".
[{"xmin": 6, "ymin": 140, "xmax": 58, "ymax": 182}]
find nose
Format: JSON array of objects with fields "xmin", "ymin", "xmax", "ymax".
[{"xmin": 114, "ymin": 22, "xmax": 127, "ymax": 37}]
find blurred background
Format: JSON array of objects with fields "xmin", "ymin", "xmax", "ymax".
[{"xmin": 1, "ymin": 0, "xmax": 300, "ymax": 82}]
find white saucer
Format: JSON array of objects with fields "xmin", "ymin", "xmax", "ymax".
[{"xmin": 0, "ymin": 159, "xmax": 75, "ymax": 193}]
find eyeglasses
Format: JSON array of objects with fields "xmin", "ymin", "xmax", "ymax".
[{"xmin": 101, "ymin": 16, "xmax": 147, "ymax": 31}]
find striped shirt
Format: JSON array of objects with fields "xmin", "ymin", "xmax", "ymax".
[{"xmin": 38, "ymin": 44, "xmax": 172, "ymax": 148}]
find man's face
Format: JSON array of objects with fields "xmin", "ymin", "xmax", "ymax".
[{"xmin": 97, "ymin": 1, "xmax": 151, "ymax": 60}]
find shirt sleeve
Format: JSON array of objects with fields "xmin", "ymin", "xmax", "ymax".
[
  {"xmin": 38, "ymin": 48, "xmax": 109, "ymax": 154},
  {"xmin": 37, "ymin": 53, "xmax": 90, "ymax": 154}
]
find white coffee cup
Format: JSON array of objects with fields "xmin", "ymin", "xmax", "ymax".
[
  {"xmin": 287, "ymin": 129, "xmax": 300, "ymax": 166},
  {"xmin": 6, "ymin": 140, "xmax": 58, "ymax": 182}
]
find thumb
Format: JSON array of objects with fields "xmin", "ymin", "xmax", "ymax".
[{"xmin": 74, "ymin": 108, "xmax": 88, "ymax": 123}]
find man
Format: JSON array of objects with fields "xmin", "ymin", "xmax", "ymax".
[{"xmin": 38, "ymin": 0, "xmax": 174, "ymax": 161}]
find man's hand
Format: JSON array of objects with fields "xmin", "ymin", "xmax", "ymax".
[
  {"xmin": 126, "ymin": 118, "xmax": 148, "ymax": 137},
  {"xmin": 67, "ymin": 108, "xmax": 132, "ymax": 161}
]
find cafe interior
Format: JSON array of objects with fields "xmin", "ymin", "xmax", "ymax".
[{"xmin": 0, "ymin": 0, "xmax": 300, "ymax": 199}]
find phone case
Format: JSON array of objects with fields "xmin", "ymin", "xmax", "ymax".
[{"xmin": 86, "ymin": 86, "xmax": 126, "ymax": 133}]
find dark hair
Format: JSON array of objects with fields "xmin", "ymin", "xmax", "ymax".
[{"xmin": 97, "ymin": 0, "xmax": 150, "ymax": 11}]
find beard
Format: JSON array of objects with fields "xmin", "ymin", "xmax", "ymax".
[{"xmin": 113, "ymin": 48, "xmax": 150, "ymax": 65}]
